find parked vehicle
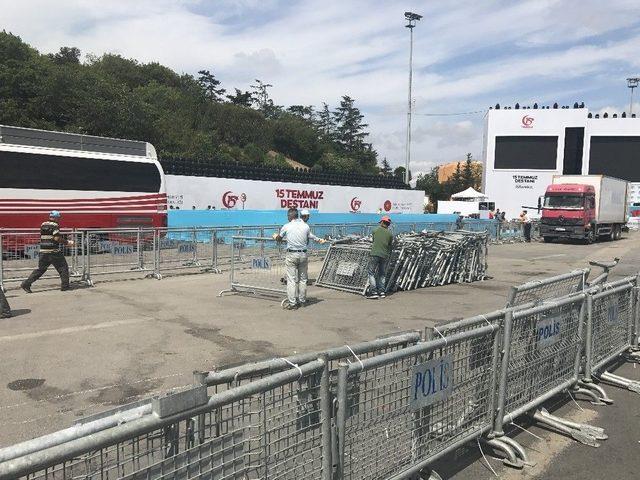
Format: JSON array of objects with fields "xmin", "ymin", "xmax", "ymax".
[
  {"xmin": 0, "ymin": 125, "xmax": 167, "ymax": 253},
  {"xmin": 539, "ymin": 175, "xmax": 628, "ymax": 243}
]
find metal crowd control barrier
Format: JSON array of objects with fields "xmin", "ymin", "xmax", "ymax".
[
  {"xmin": 335, "ymin": 324, "xmax": 500, "ymax": 479},
  {"xmin": 218, "ymin": 236, "xmax": 288, "ymax": 300},
  {"xmin": 4, "ymin": 268, "xmax": 640, "ymax": 479},
  {"xmin": 492, "ymin": 294, "xmax": 606, "ymax": 449},
  {"xmin": 203, "ymin": 331, "xmax": 422, "ymax": 391},
  {"xmin": 84, "ymin": 229, "xmax": 157, "ymax": 284},
  {"xmin": 315, "ymin": 243, "xmax": 371, "ymax": 295},
  {"xmin": 0, "ymin": 230, "xmax": 84, "ymax": 291},
  {"xmin": 583, "ymin": 276, "xmax": 640, "ymax": 395},
  {"xmin": 505, "ymin": 268, "xmax": 589, "ymax": 308},
  {"xmin": 0, "ymin": 358, "xmax": 332, "ymax": 480},
  {"xmin": 2, "ymin": 221, "xmax": 514, "ymax": 289}
]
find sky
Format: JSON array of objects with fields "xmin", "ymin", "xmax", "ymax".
[{"xmin": 3, "ymin": 0, "xmax": 640, "ymax": 177}]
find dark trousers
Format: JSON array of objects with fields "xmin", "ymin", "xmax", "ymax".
[
  {"xmin": 367, "ymin": 255, "xmax": 387, "ymax": 294},
  {"xmin": 0, "ymin": 289, "xmax": 10, "ymax": 317},
  {"xmin": 24, "ymin": 252, "xmax": 70, "ymax": 289},
  {"xmin": 524, "ymin": 223, "xmax": 532, "ymax": 242}
]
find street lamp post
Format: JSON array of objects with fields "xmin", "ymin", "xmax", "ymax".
[
  {"xmin": 404, "ymin": 11, "xmax": 422, "ymax": 185},
  {"xmin": 627, "ymin": 77, "xmax": 639, "ymax": 115}
]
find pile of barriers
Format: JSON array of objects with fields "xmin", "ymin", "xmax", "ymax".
[
  {"xmin": 315, "ymin": 230, "xmax": 489, "ymax": 295},
  {"xmin": 0, "ymin": 220, "xmax": 534, "ymax": 291},
  {"xmin": 1, "ymin": 265, "xmax": 639, "ymax": 479}
]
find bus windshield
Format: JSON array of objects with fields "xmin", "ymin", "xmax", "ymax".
[{"xmin": 543, "ymin": 195, "xmax": 584, "ymax": 209}]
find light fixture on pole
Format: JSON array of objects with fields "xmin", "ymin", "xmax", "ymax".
[
  {"xmin": 627, "ymin": 77, "xmax": 639, "ymax": 115},
  {"xmin": 404, "ymin": 11, "xmax": 422, "ymax": 185}
]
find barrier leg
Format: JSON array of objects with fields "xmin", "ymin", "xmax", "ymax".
[
  {"xmin": 529, "ymin": 410, "xmax": 600, "ymax": 447},
  {"xmin": 537, "ymin": 407, "xmax": 607, "ymax": 440},
  {"xmin": 499, "ymin": 436, "xmax": 534, "ymax": 466},
  {"xmin": 83, "ymin": 233, "xmax": 94, "ymax": 287},
  {"xmin": 480, "ymin": 438, "xmax": 523, "ymax": 468},
  {"xmin": 598, "ymin": 371, "xmax": 640, "ymax": 394},
  {"xmin": 148, "ymin": 229, "xmax": 162, "ymax": 280},
  {"xmin": 573, "ymin": 382, "xmax": 612, "ymax": 405}
]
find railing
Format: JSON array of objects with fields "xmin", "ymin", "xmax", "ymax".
[
  {"xmin": 1, "ymin": 268, "xmax": 639, "ymax": 479},
  {"xmin": 1, "ymin": 220, "xmax": 524, "ymax": 291}
]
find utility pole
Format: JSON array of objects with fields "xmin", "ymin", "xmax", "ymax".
[
  {"xmin": 404, "ymin": 12, "xmax": 422, "ymax": 185},
  {"xmin": 627, "ymin": 77, "xmax": 639, "ymax": 115}
]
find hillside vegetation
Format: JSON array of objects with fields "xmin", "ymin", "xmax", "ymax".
[{"xmin": 0, "ymin": 31, "xmax": 382, "ymax": 175}]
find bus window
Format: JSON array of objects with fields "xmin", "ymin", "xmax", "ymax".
[{"xmin": 0, "ymin": 150, "xmax": 161, "ymax": 192}]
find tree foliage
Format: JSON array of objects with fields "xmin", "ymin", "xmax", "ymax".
[{"xmin": 0, "ymin": 31, "xmax": 384, "ymax": 174}]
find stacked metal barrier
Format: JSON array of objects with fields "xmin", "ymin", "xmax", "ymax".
[
  {"xmin": 315, "ymin": 231, "xmax": 489, "ymax": 295},
  {"xmin": 386, "ymin": 231, "xmax": 489, "ymax": 289}
]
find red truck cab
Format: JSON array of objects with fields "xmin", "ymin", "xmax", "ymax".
[
  {"xmin": 542, "ymin": 183, "xmax": 595, "ymax": 237},
  {"xmin": 540, "ymin": 176, "xmax": 626, "ymax": 243}
]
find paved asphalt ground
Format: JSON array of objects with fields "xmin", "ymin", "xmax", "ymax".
[{"xmin": 1, "ymin": 233, "xmax": 639, "ymax": 479}]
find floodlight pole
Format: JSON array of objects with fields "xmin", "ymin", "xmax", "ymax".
[
  {"xmin": 404, "ymin": 12, "xmax": 421, "ymax": 185},
  {"xmin": 628, "ymin": 78, "xmax": 639, "ymax": 115}
]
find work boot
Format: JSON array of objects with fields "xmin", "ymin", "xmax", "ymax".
[{"xmin": 21, "ymin": 282, "xmax": 32, "ymax": 294}]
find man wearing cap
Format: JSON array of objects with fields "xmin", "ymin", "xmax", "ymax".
[
  {"xmin": 300, "ymin": 209, "xmax": 323, "ymax": 243},
  {"xmin": 274, "ymin": 208, "xmax": 325, "ymax": 310},
  {"xmin": 367, "ymin": 216, "xmax": 393, "ymax": 299},
  {"xmin": 21, "ymin": 211, "xmax": 75, "ymax": 293}
]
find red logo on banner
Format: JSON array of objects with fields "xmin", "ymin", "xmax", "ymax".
[
  {"xmin": 383, "ymin": 200, "xmax": 392, "ymax": 212},
  {"xmin": 222, "ymin": 191, "xmax": 239, "ymax": 208},
  {"xmin": 350, "ymin": 197, "xmax": 362, "ymax": 212},
  {"xmin": 521, "ymin": 115, "xmax": 534, "ymax": 128}
]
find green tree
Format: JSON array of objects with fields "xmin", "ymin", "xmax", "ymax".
[
  {"xmin": 0, "ymin": 32, "xmax": 386, "ymax": 172},
  {"xmin": 380, "ymin": 157, "xmax": 392, "ymax": 176},
  {"xmin": 272, "ymin": 113, "xmax": 323, "ymax": 166},
  {"xmin": 462, "ymin": 153, "xmax": 475, "ymax": 189},
  {"xmin": 394, "ymin": 166, "xmax": 412, "ymax": 181},
  {"xmin": 333, "ymin": 95, "xmax": 368, "ymax": 153},
  {"xmin": 415, "ymin": 167, "xmax": 444, "ymax": 202},
  {"xmin": 197, "ymin": 69, "xmax": 226, "ymax": 101},
  {"xmin": 226, "ymin": 88, "xmax": 253, "ymax": 107},
  {"xmin": 316, "ymin": 102, "xmax": 334, "ymax": 139},
  {"xmin": 49, "ymin": 46, "xmax": 80, "ymax": 65},
  {"xmin": 250, "ymin": 79, "xmax": 282, "ymax": 118},
  {"xmin": 287, "ymin": 105, "xmax": 315, "ymax": 122}
]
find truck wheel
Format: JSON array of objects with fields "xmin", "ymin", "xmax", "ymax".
[
  {"xmin": 614, "ymin": 225, "xmax": 622, "ymax": 240},
  {"xmin": 543, "ymin": 236, "xmax": 553, "ymax": 243},
  {"xmin": 586, "ymin": 229, "xmax": 596, "ymax": 244}
]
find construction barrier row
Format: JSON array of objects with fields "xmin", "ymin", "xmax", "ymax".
[
  {"xmin": 0, "ymin": 220, "xmax": 538, "ymax": 291},
  {"xmin": 0, "ymin": 268, "xmax": 638, "ymax": 479}
]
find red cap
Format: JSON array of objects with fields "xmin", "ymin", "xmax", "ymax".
[{"xmin": 381, "ymin": 216, "xmax": 391, "ymax": 223}]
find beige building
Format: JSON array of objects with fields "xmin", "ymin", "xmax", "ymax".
[{"xmin": 437, "ymin": 161, "xmax": 482, "ymax": 183}]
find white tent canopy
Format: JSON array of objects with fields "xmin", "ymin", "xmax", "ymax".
[{"xmin": 451, "ymin": 187, "xmax": 487, "ymax": 200}]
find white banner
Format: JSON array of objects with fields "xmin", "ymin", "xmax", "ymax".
[{"xmin": 165, "ymin": 175, "xmax": 425, "ymax": 214}]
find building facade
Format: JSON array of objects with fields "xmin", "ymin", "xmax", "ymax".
[{"xmin": 482, "ymin": 105, "xmax": 640, "ymax": 218}]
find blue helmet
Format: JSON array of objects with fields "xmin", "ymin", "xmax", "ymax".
[{"xmin": 49, "ymin": 210, "xmax": 61, "ymax": 218}]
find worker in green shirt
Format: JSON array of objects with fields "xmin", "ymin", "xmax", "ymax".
[{"xmin": 367, "ymin": 216, "xmax": 393, "ymax": 299}]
